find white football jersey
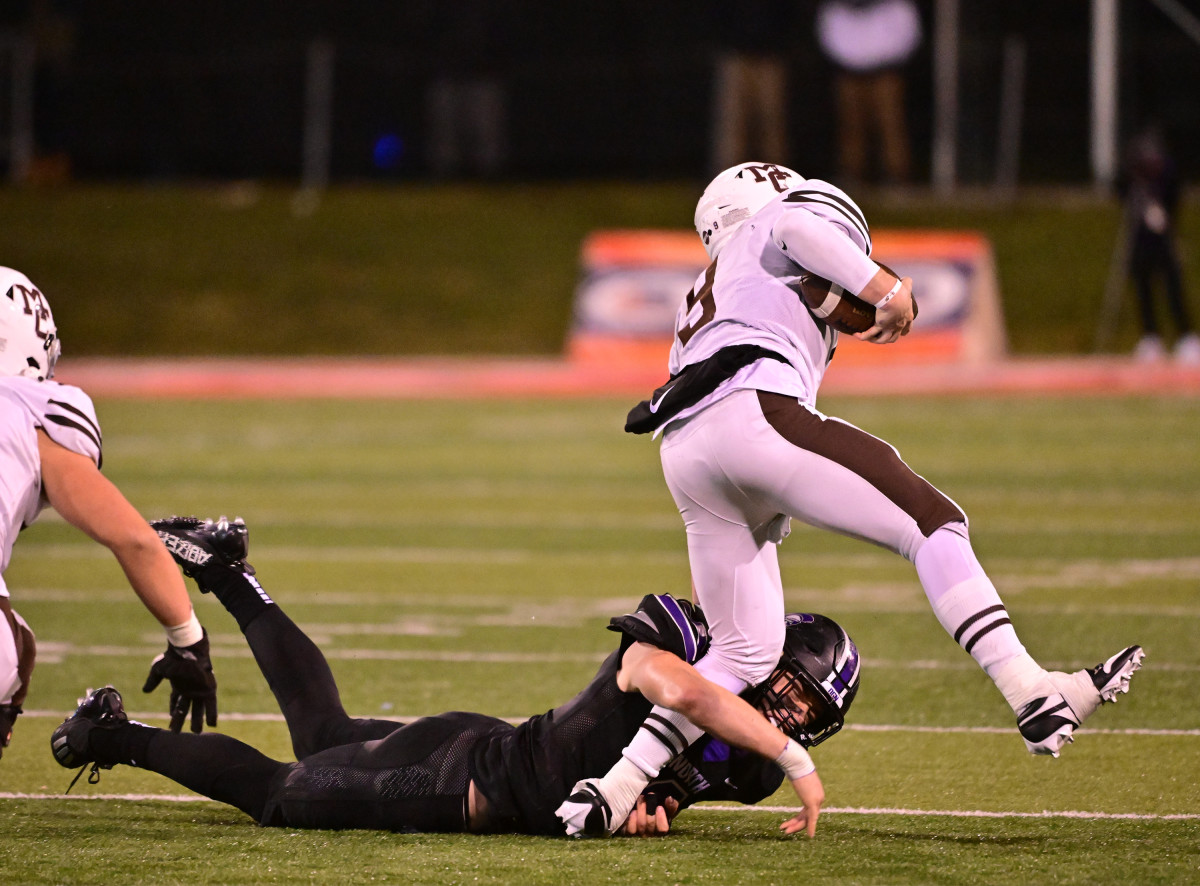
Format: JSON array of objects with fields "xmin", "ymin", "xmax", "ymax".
[
  {"xmin": 665, "ymin": 180, "xmax": 877, "ymax": 423},
  {"xmin": 0, "ymin": 376, "xmax": 102, "ymax": 596}
]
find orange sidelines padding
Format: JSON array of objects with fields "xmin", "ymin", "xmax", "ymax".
[
  {"xmin": 53, "ymin": 356, "xmax": 1200, "ymax": 400},
  {"xmin": 581, "ymin": 230, "xmax": 708, "ymax": 268}
]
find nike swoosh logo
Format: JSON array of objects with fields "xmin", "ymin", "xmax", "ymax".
[{"xmin": 648, "ymin": 383, "xmax": 677, "ymax": 413}]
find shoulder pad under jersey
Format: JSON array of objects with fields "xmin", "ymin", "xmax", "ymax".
[
  {"xmin": 777, "ymin": 179, "xmax": 872, "ymax": 255},
  {"xmin": 608, "ymin": 594, "xmax": 710, "ymax": 664},
  {"xmin": 40, "ymin": 381, "xmax": 103, "ymax": 468}
]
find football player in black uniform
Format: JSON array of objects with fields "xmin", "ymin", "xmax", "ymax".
[{"xmin": 51, "ymin": 517, "xmax": 859, "ymax": 838}]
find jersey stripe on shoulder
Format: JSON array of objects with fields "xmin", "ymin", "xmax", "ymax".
[
  {"xmin": 46, "ymin": 398, "xmax": 104, "ymax": 467},
  {"xmin": 783, "ymin": 188, "xmax": 872, "ymax": 254}
]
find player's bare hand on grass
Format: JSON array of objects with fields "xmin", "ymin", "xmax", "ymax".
[{"xmin": 780, "ymin": 770, "xmax": 824, "ymax": 837}]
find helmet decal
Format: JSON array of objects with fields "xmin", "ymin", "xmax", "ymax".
[
  {"xmin": 0, "ymin": 267, "xmax": 60, "ymax": 380},
  {"xmin": 694, "ymin": 162, "xmax": 805, "ymax": 260}
]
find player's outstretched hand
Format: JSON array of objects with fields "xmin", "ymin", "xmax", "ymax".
[
  {"xmin": 620, "ymin": 794, "xmax": 680, "ymax": 837},
  {"xmin": 780, "ymin": 770, "xmax": 824, "ymax": 837},
  {"xmin": 142, "ymin": 629, "xmax": 218, "ymax": 733}
]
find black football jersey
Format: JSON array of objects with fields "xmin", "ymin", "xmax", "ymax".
[{"xmin": 469, "ymin": 594, "xmax": 779, "ymax": 834}]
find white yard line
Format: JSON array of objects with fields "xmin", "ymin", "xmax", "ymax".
[
  {"xmin": 2, "ymin": 792, "xmax": 1195, "ymax": 820},
  {"xmin": 18, "ymin": 709, "xmax": 1200, "ymax": 738},
  {"xmin": 26, "ymin": 639, "xmax": 1200, "ymax": 673}
]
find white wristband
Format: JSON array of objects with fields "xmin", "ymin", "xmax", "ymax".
[
  {"xmin": 165, "ymin": 612, "xmax": 204, "ymax": 648},
  {"xmin": 774, "ymin": 738, "xmax": 816, "ymax": 780},
  {"xmin": 873, "ymin": 277, "xmax": 903, "ymax": 309}
]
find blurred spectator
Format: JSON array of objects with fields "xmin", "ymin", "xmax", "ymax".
[
  {"xmin": 424, "ymin": 0, "xmax": 509, "ymax": 179},
  {"xmin": 1117, "ymin": 126, "xmax": 1198, "ymax": 364},
  {"xmin": 26, "ymin": 0, "xmax": 78, "ymax": 185},
  {"xmin": 708, "ymin": 1, "xmax": 797, "ymax": 174},
  {"xmin": 815, "ymin": 0, "xmax": 921, "ymax": 187}
]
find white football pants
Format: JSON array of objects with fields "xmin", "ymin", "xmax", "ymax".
[{"xmin": 659, "ymin": 389, "xmax": 966, "ymax": 688}]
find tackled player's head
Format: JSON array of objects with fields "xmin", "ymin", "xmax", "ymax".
[
  {"xmin": 0, "ymin": 267, "xmax": 60, "ymax": 381},
  {"xmin": 694, "ymin": 162, "xmax": 803, "ymax": 260},
  {"xmin": 747, "ymin": 613, "xmax": 860, "ymax": 747}
]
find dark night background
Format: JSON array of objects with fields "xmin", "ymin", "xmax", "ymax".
[{"xmin": 2, "ymin": 1, "xmax": 1198, "ymax": 184}]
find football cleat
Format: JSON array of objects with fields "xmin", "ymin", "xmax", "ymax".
[
  {"xmin": 557, "ymin": 780, "xmax": 615, "ymax": 838},
  {"xmin": 1016, "ymin": 693, "xmax": 1079, "ymax": 757},
  {"xmin": 1020, "ymin": 645, "xmax": 1145, "ymax": 757},
  {"xmin": 151, "ymin": 515, "xmax": 254, "ymax": 582},
  {"xmin": 51, "ymin": 687, "xmax": 130, "ymax": 790},
  {"xmin": 1087, "ymin": 645, "xmax": 1145, "ymax": 703}
]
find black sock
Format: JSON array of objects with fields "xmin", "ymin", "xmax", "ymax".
[
  {"xmin": 197, "ymin": 563, "xmax": 274, "ymax": 631},
  {"xmin": 89, "ymin": 721, "xmax": 156, "ymax": 768},
  {"xmin": 142, "ymin": 730, "xmax": 283, "ymax": 821}
]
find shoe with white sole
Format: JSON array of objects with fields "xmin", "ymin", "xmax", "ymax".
[{"xmin": 1018, "ymin": 645, "xmax": 1144, "ymax": 757}]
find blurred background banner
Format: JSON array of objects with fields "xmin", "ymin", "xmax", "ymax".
[
  {"xmin": 834, "ymin": 230, "xmax": 1006, "ymax": 366},
  {"xmin": 568, "ymin": 230, "xmax": 708, "ymax": 368},
  {"xmin": 567, "ymin": 228, "xmax": 1005, "ymax": 371}
]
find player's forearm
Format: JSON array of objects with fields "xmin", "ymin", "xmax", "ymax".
[
  {"xmin": 112, "ymin": 534, "xmax": 197, "ymax": 630},
  {"xmin": 635, "ymin": 651, "xmax": 790, "ymax": 762}
]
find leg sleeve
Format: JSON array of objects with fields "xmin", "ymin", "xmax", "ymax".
[
  {"xmin": 242, "ymin": 606, "xmax": 400, "ymax": 760},
  {"xmin": 139, "ymin": 730, "xmax": 285, "ymax": 823}
]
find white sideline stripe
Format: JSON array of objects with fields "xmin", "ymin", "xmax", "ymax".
[
  {"xmin": 19, "ymin": 710, "xmax": 1200, "ymax": 738},
  {"xmin": 2, "ymin": 793, "xmax": 1196, "ymax": 820},
  {"xmin": 706, "ymin": 805, "xmax": 1200, "ymax": 821},
  {"xmin": 29, "ymin": 641, "xmax": 1200, "ymax": 673}
]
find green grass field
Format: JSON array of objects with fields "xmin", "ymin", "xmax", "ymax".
[{"xmin": 2, "ymin": 393, "xmax": 1199, "ymax": 885}]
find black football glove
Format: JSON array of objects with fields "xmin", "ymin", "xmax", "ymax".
[
  {"xmin": 142, "ymin": 629, "xmax": 218, "ymax": 733},
  {"xmin": 0, "ymin": 703, "xmax": 21, "ymax": 760}
]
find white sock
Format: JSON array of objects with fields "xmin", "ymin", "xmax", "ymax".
[
  {"xmin": 621, "ymin": 705, "xmax": 705, "ymax": 777},
  {"xmin": 620, "ymin": 652, "xmax": 749, "ymax": 778},
  {"xmin": 915, "ymin": 526, "xmax": 1046, "ymax": 710},
  {"xmin": 591, "ymin": 755, "xmax": 651, "ymax": 823}
]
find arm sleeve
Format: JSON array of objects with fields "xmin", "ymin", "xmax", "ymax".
[{"xmin": 771, "ymin": 207, "xmax": 879, "ymax": 297}]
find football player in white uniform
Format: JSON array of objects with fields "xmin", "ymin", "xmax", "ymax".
[
  {"xmin": 0, "ymin": 267, "xmax": 219, "ymax": 759},
  {"xmin": 557, "ymin": 163, "xmax": 1144, "ymax": 836}
]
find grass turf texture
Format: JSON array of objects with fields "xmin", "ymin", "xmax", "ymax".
[
  {"xmin": 2, "ymin": 394, "xmax": 1199, "ymax": 884},
  {"xmin": 2, "ymin": 183, "xmax": 1198, "ymax": 357}
]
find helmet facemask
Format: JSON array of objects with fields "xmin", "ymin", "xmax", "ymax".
[{"xmin": 748, "ymin": 613, "xmax": 860, "ymax": 747}]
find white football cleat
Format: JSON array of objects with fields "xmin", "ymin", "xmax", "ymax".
[
  {"xmin": 1019, "ymin": 645, "xmax": 1144, "ymax": 757},
  {"xmin": 556, "ymin": 779, "xmax": 615, "ymax": 838}
]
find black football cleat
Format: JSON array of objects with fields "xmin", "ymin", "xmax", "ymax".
[
  {"xmin": 51, "ymin": 686, "xmax": 131, "ymax": 790},
  {"xmin": 152, "ymin": 515, "xmax": 255, "ymax": 582}
]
